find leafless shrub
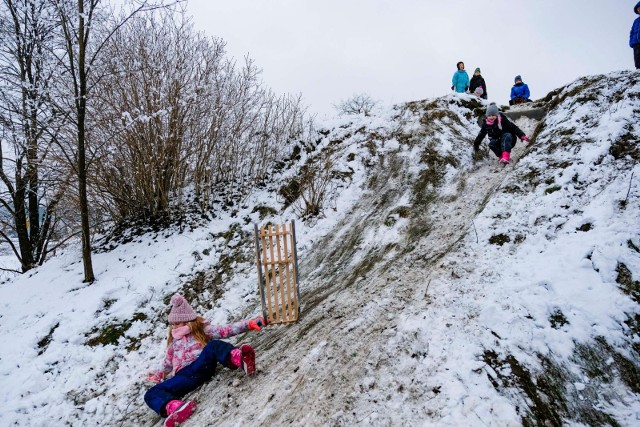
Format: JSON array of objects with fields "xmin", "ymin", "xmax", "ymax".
[
  {"xmin": 91, "ymin": 10, "xmax": 307, "ymax": 222},
  {"xmin": 290, "ymin": 155, "xmax": 336, "ymax": 219},
  {"xmin": 334, "ymin": 93, "xmax": 378, "ymax": 116}
]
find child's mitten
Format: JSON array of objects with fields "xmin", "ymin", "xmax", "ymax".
[{"xmin": 248, "ymin": 317, "xmax": 266, "ymax": 331}]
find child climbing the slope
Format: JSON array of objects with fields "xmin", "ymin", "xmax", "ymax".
[
  {"xmin": 145, "ymin": 294, "xmax": 265, "ymax": 427},
  {"xmin": 473, "ymin": 103, "xmax": 529, "ymax": 164}
]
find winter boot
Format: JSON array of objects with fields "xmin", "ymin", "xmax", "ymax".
[
  {"xmin": 164, "ymin": 400, "xmax": 196, "ymax": 427},
  {"xmin": 230, "ymin": 344, "xmax": 256, "ymax": 376},
  {"xmin": 499, "ymin": 151, "xmax": 511, "ymax": 164}
]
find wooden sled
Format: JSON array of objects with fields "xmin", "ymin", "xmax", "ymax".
[{"xmin": 253, "ymin": 222, "xmax": 301, "ymax": 324}]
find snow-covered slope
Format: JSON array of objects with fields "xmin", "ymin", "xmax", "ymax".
[{"xmin": 0, "ymin": 70, "xmax": 639, "ymax": 426}]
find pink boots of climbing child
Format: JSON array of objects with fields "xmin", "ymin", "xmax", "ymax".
[
  {"xmin": 164, "ymin": 400, "xmax": 195, "ymax": 427},
  {"xmin": 499, "ymin": 151, "xmax": 511, "ymax": 164},
  {"xmin": 230, "ymin": 344, "xmax": 256, "ymax": 376}
]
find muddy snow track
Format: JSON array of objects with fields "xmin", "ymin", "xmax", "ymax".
[{"xmin": 127, "ymin": 119, "xmax": 538, "ymax": 427}]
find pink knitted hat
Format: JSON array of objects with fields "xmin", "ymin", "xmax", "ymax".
[{"xmin": 168, "ymin": 294, "xmax": 197, "ymax": 323}]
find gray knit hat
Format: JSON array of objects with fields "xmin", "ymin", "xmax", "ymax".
[
  {"xmin": 486, "ymin": 102, "xmax": 499, "ymax": 116},
  {"xmin": 168, "ymin": 294, "xmax": 198, "ymax": 323}
]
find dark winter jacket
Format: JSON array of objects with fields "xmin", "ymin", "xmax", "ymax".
[
  {"xmin": 510, "ymin": 82, "xmax": 530, "ymax": 100},
  {"xmin": 630, "ymin": 1, "xmax": 640, "ymax": 47},
  {"xmin": 474, "ymin": 113, "xmax": 525, "ymax": 149},
  {"xmin": 469, "ymin": 75, "xmax": 487, "ymax": 99}
]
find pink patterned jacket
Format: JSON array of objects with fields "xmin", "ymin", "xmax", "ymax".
[{"xmin": 159, "ymin": 319, "xmax": 250, "ymax": 376}]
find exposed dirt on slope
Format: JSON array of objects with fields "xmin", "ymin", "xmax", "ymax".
[{"xmin": 126, "ymin": 116, "xmax": 539, "ymax": 426}]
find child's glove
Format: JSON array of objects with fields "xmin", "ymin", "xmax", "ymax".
[
  {"xmin": 451, "ymin": 86, "xmax": 454, "ymax": 91},
  {"xmin": 522, "ymin": 135, "xmax": 529, "ymax": 143},
  {"xmin": 248, "ymin": 317, "xmax": 266, "ymax": 331},
  {"xmin": 146, "ymin": 372, "xmax": 164, "ymax": 384}
]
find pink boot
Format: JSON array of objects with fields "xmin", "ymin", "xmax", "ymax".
[
  {"xmin": 164, "ymin": 400, "xmax": 195, "ymax": 427},
  {"xmin": 230, "ymin": 344, "xmax": 256, "ymax": 376},
  {"xmin": 499, "ymin": 151, "xmax": 511, "ymax": 164}
]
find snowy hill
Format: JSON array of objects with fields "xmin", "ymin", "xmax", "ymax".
[{"xmin": 0, "ymin": 70, "xmax": 639, "ymax": 426}]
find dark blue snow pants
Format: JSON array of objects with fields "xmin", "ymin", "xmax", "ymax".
[
  {"xmin": 488, "ymin": 133, "xmax": 513, "ymax": 158},
  {"xmin": 144, "ymin": 339, "xmax": 234, "ymax": 416}
]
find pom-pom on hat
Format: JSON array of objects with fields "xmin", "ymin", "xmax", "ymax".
[
  {"xmin": 486, "ymin": 102, "xmax": 499, "ymax": 116},
  {"xmin": 168, "ymin": 294, "xmax": 197, "ymax": 323},
  {"xmin": 514, "ymin": 75, "xmax": 522, "ymax": 82}
]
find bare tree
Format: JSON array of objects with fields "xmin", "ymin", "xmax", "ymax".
[
  {"xmin": 51, "ymin": 0, "xmax": 183, "ymax": 283},
  {"xmin": 334, "ymin": 93, "xmax": 378, "ymax": 116},
  {"xmin": 0, "ymin": 0, "xmax": 72, "ymax": 272}
]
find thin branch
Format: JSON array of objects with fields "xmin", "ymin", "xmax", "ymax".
[
  {"xmin": 472, "ymin": 219, "xmax": 479, "ymax": 244},
  {"xmin": 625, "ymin": 170, "xmax": 635, "ymax": 203},
  {"xmin": 0, "ymin": 230, "xmax": 23, "ymax": 263}
]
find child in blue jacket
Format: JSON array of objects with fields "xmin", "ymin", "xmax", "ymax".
[
  {"xmin": 630, "ymin": 1, "xmax": 640, "ymax": 69},
  {"xmin": 509, "ymin": 75, "xmax": 531, "ymax": 105},
  {"xmin": 451, "ymin": 61, "xmax": 470, "ymax": 93}
]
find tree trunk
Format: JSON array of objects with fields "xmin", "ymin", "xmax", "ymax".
[{"xmin": 77, "ymin": 0, "xmax": 94, "ymax": 283}]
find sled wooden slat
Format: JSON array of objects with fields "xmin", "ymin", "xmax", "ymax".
[
  {"xmin": 260, "ymin": 260, "xmax": 291, "ymax": 266},
  {"xmin": 282, "ymin": 225, "xmax": 295, "ymax": 319},
  {"xmin": 274, "ymin": 225, "xmax": 286, "ymax": 321},
  {"xmin": 254, "ymin": 221, "xmax": 300, "ymax": 324},
  {"xmin": 259, "ymin": 224, "xmax": 275, "ymax": 323},
  {"xmin": 268, "ymin": 225, "xmax": 280, "ymax": 323},
  {"xmin": 259, "ymin": 230, "xmax": 289, "ymax": 237}
]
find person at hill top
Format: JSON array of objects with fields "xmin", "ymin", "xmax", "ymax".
[
  {"xmin": 474, "ymin": 102, "xmax": 529, "ymax": 164},
  {"xmin": 144, "ymin": 294, "xmax": 265, "ymax": 427},
  {"xmin": 469, "ymin": 67, "xmax": 488, "ymax": 100},
  {"xmin": 451, "ymin": 61, "xmax": 470, "ymax": 93},
  {"xmin": 509, "ymin": 75, "xmax": 532, "ymax": 105},
  {"xmin": 630, "ymin": 1, "xmax": 640, "ymax": 69}
]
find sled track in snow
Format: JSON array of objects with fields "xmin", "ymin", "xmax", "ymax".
[{"xmin": 129, "ymin": 118, "xmax": 539, "ymax": 427}]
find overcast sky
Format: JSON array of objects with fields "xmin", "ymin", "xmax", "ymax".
[{"xmin": 184, "ymin": 0, "xmax": 634, "ymax": 117}]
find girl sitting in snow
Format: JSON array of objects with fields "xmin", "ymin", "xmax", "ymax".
[
  {"xmin": 145, "ymin": 294, "xmax": 264, "ymax": 427},
  {"xmin": 473, "ymin": 102, "xmax": 529, "ymax": 164}
]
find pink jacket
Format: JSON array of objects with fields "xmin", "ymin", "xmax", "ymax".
[{"xmin": 159, "ymin": 319, "xmax": 250, "ymax": 376}]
